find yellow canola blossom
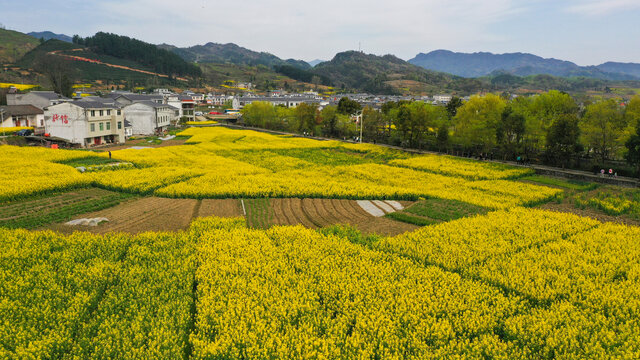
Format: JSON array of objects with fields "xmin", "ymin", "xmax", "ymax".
[
  {"xmin": 377, "ymin": 207, "xmax": 600, "ymax": 271},
  {"xmin": 467, "ymin": 223, "xmax": 640, "ymax": 312},
  {"xmin": 0, "ymin": 83, "xmax": 38, "ymax": 90},
  {"xmin": 390, "ymin": 153, "xmax": 534, "ymax": 180},
  {"xmin": 3, "ymin": 212, "xmax": 640, "ymax": 358},
  {"xmin": 88, "ymin": 166, "xmax": 205, "ymax": 194},
  {"xmin": 191, "ymin": 223, "xmax": 527, "ymax": 359},
  {"xmin": 186, "ymin": 121, "xmax": 218, "ymax": 125},
  {"xmin": 0, "ymin": 126, "xmax": 34, "ymax": 133},
  {"xmin": 0, "ymin": 146, "xmax": 93, "ymax": 201}
]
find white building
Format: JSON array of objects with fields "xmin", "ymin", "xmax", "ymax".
[
  {"xmin": 0, "ymin": 105, "xmax": 45, "ymax": 133},
  {"xmin": 433, "ymin": 95, "xmax": 452, "ymax": 103},
  {"xmin": 123, "ymin": 101, "xmax": 178, "ymax": 135},
  {"xmin": 44, "ymin": 101, "xmax": 125, "ymax": 147},
  {"xmin": 237, "ymin": 96, "xmax": 320, "ymax": 109}
]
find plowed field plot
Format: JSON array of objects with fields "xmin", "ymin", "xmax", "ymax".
[
  {"xmin": 0, "ymin": 188, "xmax": 134, "ymax": 229},
  {"xmin": 246, "ymin": 198, "xmax": 417, "ymax": 236},
  {"xmin": 197, "ymin": 199, "xmax": 244, "ymax": 218},
  {"xmin": 47, "ymin": 197, "xmax": 199, "ymax": 234}
]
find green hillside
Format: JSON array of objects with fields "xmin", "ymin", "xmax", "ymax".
[
  {"xmin": 312, "ymin": 51, "xmax": 485, "ymax": 95},
  {"xmin": 0, "ymin": 28, "xmax": 40, "ymax": 64},
  {"xmin": 17, "ymin": 39, "xmax": 191, "ymax": 86}
]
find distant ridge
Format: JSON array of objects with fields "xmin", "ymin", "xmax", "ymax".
[
  {"xmin": 160, "ymin": 42, "xmax": 311, "ymax": 70},
  {"xmin": 308, "ymin": 59, "xmax": 326, "ymax": 67},
  {"xmin": 28, "ymin": 31, "xmax": 73, "ymax": 43},
  {"xmin": 409, "ymin": 50, "xmax": 639, "ymax": 80}
]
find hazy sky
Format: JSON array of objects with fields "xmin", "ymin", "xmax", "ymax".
[{"xmin": 1, "ymin": 0, "xmax": 639, "ymax": 65}]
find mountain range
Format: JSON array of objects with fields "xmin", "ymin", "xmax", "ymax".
[
  {"xmin": 409, "ymin": 50, "xmax": 640, "ymax": 80},
  {"xmin": 27, "ymin": 31, "xmax": 73, "ymax": 43},
  {"xmin": 3, "ymin": 28, "xmax": 640, "ymax": 95}
]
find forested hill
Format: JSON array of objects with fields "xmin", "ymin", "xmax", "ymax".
[
  {"xmin": 160, "ymin": 42, "xmax": 310, "ymax": 70},
  {"xmin": 311, "ymin": 51, "xmax": 485, "ymax": 94},
  {"xmin": 75, "ymin": 32, "xmax": 201, "ymax": 77},
  {"xmin": 409, "ymin": 50, "xmax": 640, "ymax": 80}
]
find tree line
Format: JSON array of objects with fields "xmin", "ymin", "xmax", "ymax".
[
  {"xmin": 72, "ymin": 32, "xmax": 202, "ymax": 78},
  {"xmin": 240, "ymin": 92, "xmax": 640, "ymax": 177}
]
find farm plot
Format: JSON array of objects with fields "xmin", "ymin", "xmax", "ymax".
[
  {"xmin": 47, "ymin": 197, "xmax": 199, "ymax": 234},
  {"xmin": 248, "ymin": 198, "xmax": 418, "ymax": 236},
  {"xmin": 196, "ymin": 199, "xmax": 244, "ymax": 218},
  {"xmin": 0, "ymin": 188, "xmax": 134, "ymax": 229}
]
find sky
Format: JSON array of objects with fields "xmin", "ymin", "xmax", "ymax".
[{"xmin": 1, "ymin": 0, "xmax": 639, "ymax": 66}]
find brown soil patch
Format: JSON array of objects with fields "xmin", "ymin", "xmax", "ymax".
[
  {"xmin": 269, "ymin": 198, "xmax": 290, "ymax": 226},
  {"xmin": 267, "ymin": 198, "xmax": 418, "ymax": 236},
  {"xmin": 47, "ymin": 197, "xmax": 198, "ymax": 235},
  {"xmin": 197, "ymin": 199, "xmax": 243, "ymax": 218}
]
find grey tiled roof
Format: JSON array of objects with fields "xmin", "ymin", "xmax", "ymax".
[
  {"xmin": 69, "ymin": 101, "xmax": 119, "ymax": 109},
  {"xmin": 0, "ymin": 105, "xmax": 44, "ymax": 116}
]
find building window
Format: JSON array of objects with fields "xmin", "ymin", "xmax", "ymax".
[
  {"xmin": 90, "ymin": 123, "xmax": 95, "ymax": 132},
  {"xmin": 106, "ymin": 122, "xmax": 111, "ymax": 130},
  {"xmin": 91, "ymin": 110, "xmax": 96, "ymax": 117},
  {"xmin": 118, "ymin": 121, "xmax": 122, "ymax": 130},
  {"xmin": 117, "ymin": 110, "xmax": 121, "ymax": 116},
  {"xmin": 99, "ymin": 110, "xmax": 104, "ymax": 116},
  {"xmin": 99, "ymin": 122, "xmax": 104, "ymax": 131},
  {"xmin": 107, "ymin": 110, "xmax": 111, "ymax": 116}
]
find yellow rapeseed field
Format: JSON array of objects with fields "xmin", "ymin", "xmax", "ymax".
[
  {"xmin": 2, "ymin": 211, "xmax": 639, "ymax": 358},
  {"xmin": 3, "ymin": 127, "xmax": 639, "ymax": 358}
]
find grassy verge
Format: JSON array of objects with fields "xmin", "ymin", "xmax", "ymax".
[
  {"xmin": 386, "ymin": 198, "xmax": 488, "ymax": 226},
  {"xmin": 57, "ymin": 156, "xmax": 121, "ymax": 168},
  {"xmin": 522, "ymin": 175, "xmax": 598, "ymax": 191}
]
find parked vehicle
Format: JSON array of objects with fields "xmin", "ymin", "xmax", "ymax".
[{"xmin": 15, "ymin": 129, "xmax": 33, "ymax": 136}]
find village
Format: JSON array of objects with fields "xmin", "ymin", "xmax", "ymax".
[{"xmin": 1, "ymin": 86, "xmax": 458, "ymax": 148}]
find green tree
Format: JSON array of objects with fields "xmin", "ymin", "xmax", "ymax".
[
  {"xmin": 295, "ymin": 103, "xmax": 318, "ymax": 134},
  {"xmin": 546, "ymin": 114, "xmax": 582, "ymax": 168},
  {"xmin": 496, "ymin": 106, "xmax": 526, "ymax": 159},
  {"xmin": 241, "ymin": 102, "xmax": 277, "ymax": 129},
  {"xmin": 527, "ymin": 90, "xmax": 578, "ymax": 150},
  {"xmin": 445, "ymin": 96, "xmax": 463, "ymax": 119},
  {"xmin": 393, "ymin": 102, "xmax": 447, "ymax": 148},
  {"xmin": 626, "ymin": 122, "xmax": 640, "ymax": 178},
  {"xmin": 361, "ymin": 106, "xmax": 385, "ymax": 141},
  {"xmin": 623, "ymin": 96, "xmax": 640, "ymax": 145},
  {"xmin": 321, "ymin": 105, "xmax": 339, "ymax": 137},
  {"xmin": 337, "ymin": 97, "xmax": 361, "ymax": 115},
  {"xmin": 453, "ymin": 94, "xmax": 507, "ymax": 152},
  {"xmin": 580, "ymin": 99, "xmax": 627, "ymax": 163}
]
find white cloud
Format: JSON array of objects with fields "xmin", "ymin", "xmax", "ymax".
[{"xmin": 566, "ymin": 0, "xmax": 640, "ymax": 16}]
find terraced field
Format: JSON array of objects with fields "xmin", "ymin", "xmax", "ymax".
[{"xmin": 245, "ymin": 198, "xmax": 417, "ymax": 236}]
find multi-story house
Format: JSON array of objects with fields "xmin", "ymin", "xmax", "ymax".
[
  {"xmin": 44, "ymin": 101, "xmax": 125, "ymax": 147},
  {"xmin": 123, "ymin": 101, "xmax": 178, "ymax": 135}
]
